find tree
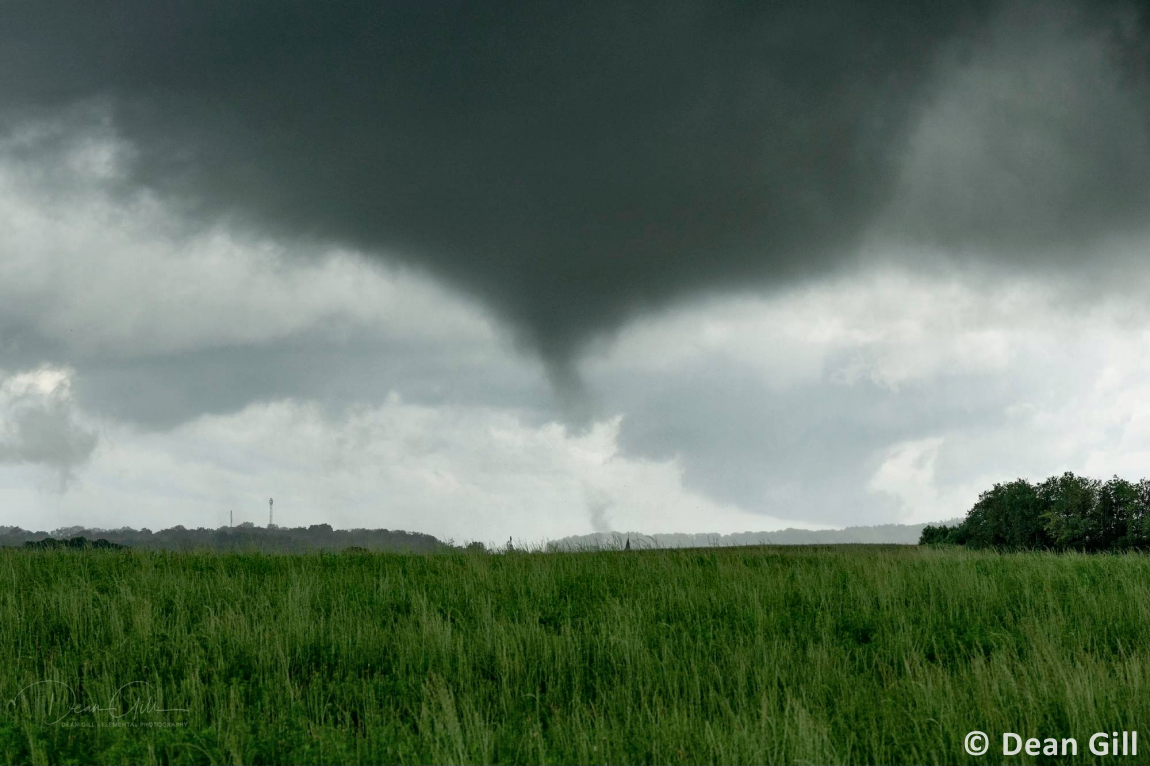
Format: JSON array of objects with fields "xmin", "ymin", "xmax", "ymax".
[
  {"xmin": 1096, "ymin": 476, "xmax": 1139, "ymax": 549},
  {"xmin": 1038, "ymin": 472, "xmax": 1101, "ymax": 550},
  {"xmin": 960, "ymin": 479, "xmax": 1049, "ymax": 549},
  {"xmin": 919, "ymin": 524, "xmax": 956, "ymax": 545},
  {"xmin": 1129, "ymin": 479, "xmax": 1150, "ymax": 548}
]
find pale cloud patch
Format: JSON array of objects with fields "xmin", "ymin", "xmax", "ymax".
[
  {"xmin": 591, "ymin": 268, "xmax": 1060, "ymax": 394},
  {"xmin": 0, "ymin": 366, "xmax": 97, "ymax": 487},
  {"xmin": 867, "ymin": 437, "xmax": 980, "ymax": 524},
  {"xmin": 4, "ymin": 395, "xmax": 808, "ymax": 544}
]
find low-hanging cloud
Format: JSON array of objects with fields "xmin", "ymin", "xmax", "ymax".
[
  {"xmin": 0, "ymin": 368, "xmax": 98, "ymax": 488},
  {"xmin": 1, "ymin": 0, "xmax": 1148, "ymax": 408}
]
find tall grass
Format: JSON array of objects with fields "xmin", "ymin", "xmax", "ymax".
[{"xmin": 3, "ymin": 545, "xmax": 1150, "ymax": 764}]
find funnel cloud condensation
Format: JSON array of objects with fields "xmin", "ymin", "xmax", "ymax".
[{"xmin": 2, "ymin": 0, "xmax": 1148, "ymax": 388}]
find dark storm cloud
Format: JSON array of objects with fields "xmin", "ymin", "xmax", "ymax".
[
  {"xmin": 884, "ymin": 1, "xmax": 1150, "ymax": 258},
  {"xmin": 2, "ymin": 0, "xmax": 1148, "ymax": 385}
]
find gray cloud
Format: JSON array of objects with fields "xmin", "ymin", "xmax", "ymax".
[
  {"xmin": 69, "ymin": 331, "xmax": 556, "ymax": 432},
  {"xmin": 2, "ymin": 1, "xmax": 1149, "ymax": 534},
  {"xmin": 0, "ymin": 155, "xmax": 558, "ymax": 430},
  {"xmin": 0, "ymin": 404, "xmax": 97, "ymax": 482},
  {"xmin": 12, "ymin": 0, "xmax": 1144, "ymax": 400},
  {"xmin": 0, "ymin": 311, "xmax": 555, "ymax": 434},
  {"xmin": 585, "ymin": 487, "xmax": 614, "ymax": 535},
  {"xmin": 596, "ymin": 357, "xmax": 998, "ymax": 525},
  {"xmin": 580, "ymin": 268, "xmax": 1150, "ymax": 526},
  {"xmin": 883, "ymin": 1, "xmax": 1150, "ymax": 259},
  {"xmin": 0, "ymin": 370, "xmax": 98, "ymax": 488}
]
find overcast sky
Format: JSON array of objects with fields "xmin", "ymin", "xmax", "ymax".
[{"xmin": 2, "ymin": 1, "xmax": 1149, "ymax": 545}]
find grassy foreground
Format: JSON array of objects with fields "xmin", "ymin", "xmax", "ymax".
[{"xmin": 4, "ymin": 545, "xmax": 1150, "ymax": 765}]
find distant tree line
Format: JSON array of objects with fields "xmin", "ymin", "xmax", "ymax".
[
  {"xmin": 920, "ymin": 473, "xmax": 1150, "ymax": 551},
  {"xmin": 0, "ymin": 523, "xmax": 449, "ymax": 553},
  {"xmin": 551, "ymin": 521, "xmax": 961, "ymax": 551}
]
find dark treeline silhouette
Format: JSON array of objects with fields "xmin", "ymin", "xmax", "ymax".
[
  {"xmin": 0, "ymin": 523, "xmax": 448, "ymax": 553},
  {"xmin": 921, "ymin": 473, "xmax": 1150, "ymax": 551},
  {"xmin": 23, "ymin": 537, "xmax": 125, "ymax": 551}
]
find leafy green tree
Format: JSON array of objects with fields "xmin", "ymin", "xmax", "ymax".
[
  {"xmin": 960, "ymin": 479, "xmax": 1048, "ymax": 549},
  {"xmin": 919, "ymin": 524, "xmax": 955, "ymax": 545},
  {"xmin": 1038, "ymin": 472, "xmax": 1102, "ymax": 550},
  {"xmin": 1120, "ymin": 478, "xmax": 1150, "ymax": 548},
  {"xmin": 920, "ymin": 472, "xmax": 1150, "ymax": 552},
  {"xmin": 997, "ymin": 479, "xmax": 1048, "ymax": 549},
  {"xmin": 1096, "ymin": 476, "xmax": 1139, "ymax": 549}
]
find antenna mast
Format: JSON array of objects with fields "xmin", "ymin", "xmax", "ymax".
[
  {"xmin": 229, "ymin": 510, "xmax": 233, "ymax": 527},
  {"xmin": 269, "ymin": 497, "xmax": 273, "ymax": 528}
]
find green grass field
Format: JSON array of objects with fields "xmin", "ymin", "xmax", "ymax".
[{"xmin": 4, "ymin": 545, "xmax": 1150, "ymax": 765}]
